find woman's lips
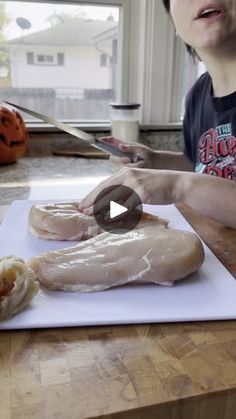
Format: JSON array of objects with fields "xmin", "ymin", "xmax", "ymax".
[
  {"xmin": 195, "ymin": 4, "xmax": 226, "ymax": 20},
  {"xmin": 196, "ymin": 9, "xmax": 226, "ymax": 23}
]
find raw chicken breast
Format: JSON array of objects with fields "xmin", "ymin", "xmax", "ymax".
[
  {"xmin": 28, "ymin": 202, "xmax": 168, "ymax": 241},
  {"xmin": 28, "ymin": 224, "xmax": 204, "ymax": 292},
  {"xmin": 28, "ymin": 202, "xmax": 101, "ymax": 240},
  {"xmin": 0, "ymin": 256, "xmax": 39, "ymax": 321}
]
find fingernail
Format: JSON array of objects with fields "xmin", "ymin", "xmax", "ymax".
[{"xmin": 85, "ymin": 207, "xmax": 93, "ymax": 215}]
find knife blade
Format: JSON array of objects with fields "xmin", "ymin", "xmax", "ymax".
[{"xmin": 1, "ymin": 100, "xmax": 142, "ymax": 163}]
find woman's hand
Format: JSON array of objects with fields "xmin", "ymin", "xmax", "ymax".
[
  {"xmin": 79, "ymin": 167, "xmax": 236, "ymax": 230},
  {"xmin": 79, "ymin": 167, "xmax": 182, "ymax": 215},
  {"xmin": 97, "ymin": 136, "xmax": 157, "ymax": 168}
]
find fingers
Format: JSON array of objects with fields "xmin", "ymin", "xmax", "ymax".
[
  {"xmin": 97, "ymin": 138, "xmax": 152, "ymax": 166},
  {"xmin": 97, "ymin": 136, "xmax": 124, "ymax": 148},
  {"xmin": 122, "ymin": 192, "xmax": 143, "ymax": 212},
  {"xmin": 126, "ymin": 161, "xmax": 150, "ymax": 168},
  {"xmin": 110, "ymin": 155, "xmax": 131, "ymax": 165},
  {"xmin": 110, "ymin": 156, "xmax": 146, "ymax": 167},
  {"xmin": 79, "ymin": 180, "xmax": 109, "ymax": 213},
  {"xmin": 91, "ymin": 185, "xmax": 129, "ymax": 216},
  {"xmin": 119, "ymin": 143, "xmax": 149, "ymax": 156},
  {"xmin": 97, "ymin": 137, "xmax": 146, "ymax": 154},
  {"xmin": 79, "ymin": 170, "xmax": 125, "ymax": 212},
  {"xmin": 80, "ymin": 184, "xmax": 130, "ymax": 216},
  {"xmin": 119, "ymin": 144, "xmax": 151, "ymax": 164}
]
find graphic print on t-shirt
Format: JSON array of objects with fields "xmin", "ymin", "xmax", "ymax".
[{"xmin": 195, "ymin": 123, "xmax": 236, "ymax": 180}]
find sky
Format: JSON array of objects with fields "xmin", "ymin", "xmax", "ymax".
[{"xmin": 2, "ymin": 1, "xmax": 119, "ymax": 40}]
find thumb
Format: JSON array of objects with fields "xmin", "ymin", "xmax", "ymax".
[
  {"xmin": 97, "ymin": 136, "xmax": 122, "ymax": 147},
  {"xmin": 119, "ymin": 143, "xmax": 148, "ymax": 156}
]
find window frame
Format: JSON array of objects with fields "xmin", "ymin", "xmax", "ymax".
[
  {"xmin": 6, "ymin": 0, "xmax": 187, "ymax": 128},
  {"xmin": 119, "ymin": 0, "xmax": 188, "ymax": 126}
]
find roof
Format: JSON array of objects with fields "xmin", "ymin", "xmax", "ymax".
[{"xmin": 7, "ymin": 18, "xmax": 118, "ymax": 47}]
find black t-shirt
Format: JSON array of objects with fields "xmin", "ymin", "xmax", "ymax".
[{"xmin": 183, "ymin": 72, "xmax": 236, "ymax": 180}]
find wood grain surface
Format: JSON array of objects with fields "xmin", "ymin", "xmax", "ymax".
[{"xmin": 1, "ymin": 204, "xmax": 236, "ymax": 419}]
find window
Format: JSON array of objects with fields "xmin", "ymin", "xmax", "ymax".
[
  {"xmin": 57, "ymin": 53, "xmax": 64, "ymax": 66},
  {"xmin": 0, "ymin": 0, "xmax": 120, "ymax": 122},
  {"xmin": 26, "ymin": 52, "xmax": 34, "ymax": 65},
  {"xmin": 26, "ymin": 52, "xmax": 65, "ymax": 66},
  {"xmin": 0, "ymin": 0, "xmax": 200, "ymax": 126},
  {"xmin": 100, "ymin": 53, "xmax": 111, "ymax": 67},
  {"xmin": 100, "ymin": 53, "xmax": 107, "ymax": 67},
  {"xmin": 36, "ymin": 54, "xmax": 54, "ymax": 64}
]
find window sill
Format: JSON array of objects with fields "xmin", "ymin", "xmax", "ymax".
[{"xmin": 27, "ymin": 122, "xmax": 183, "ymax": 133}]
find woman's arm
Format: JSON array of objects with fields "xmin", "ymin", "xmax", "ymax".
[
  {"xmin": 176, "ymin": 173, "xmax": 236, "ymax": 229},
  {"xmin": 97, "ymin": 137, "xmax": 193, "ymax": 171},
  {"xmin": 79, "ymin": 168, "xmax": 236, "ymax": 229}
]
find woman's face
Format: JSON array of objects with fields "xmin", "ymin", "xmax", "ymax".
[{"xmin": 170, "ymin": 0, "xmax": 236, "ymax": 52}]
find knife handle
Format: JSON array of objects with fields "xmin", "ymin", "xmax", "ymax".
[{"xmin": 94, "ymin": 139, "xmax": 143, "ymax": 163}]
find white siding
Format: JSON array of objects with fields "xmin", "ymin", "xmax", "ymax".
[{"xmin": 9, "ymin": 45, "xmax": 113, "ymax": 90}]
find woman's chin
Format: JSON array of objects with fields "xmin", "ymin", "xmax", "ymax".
[
  {"xmin": 198, "ymin": 25, "xmax": 236, "ymax": 51},
  {"xmin": 197, "ymin": 33, "xmax": 233, "ymax": 54}
]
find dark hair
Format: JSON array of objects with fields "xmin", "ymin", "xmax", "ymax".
[
  {"xmin": 162, "ymin": 0, "xmax": 196, "ymax": 59},
  {"xmin": 162, "ymin": 0, "xmax": 170, "ymax": 12}
]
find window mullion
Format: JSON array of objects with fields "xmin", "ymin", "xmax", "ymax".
[
  {"xmin": 121, "ymin": 0, "xmax": 182, "ymax": 125},
  {"xmin": 116, "ymin": 0, "xmax": 131, "ymax": 103},
  {"xmin": 145, "ymin": 0, "xmax": 176, "ymax": 124},
  {"xmin": 169, "ymin": 36, "xmax": 186, "ymax": 123}
]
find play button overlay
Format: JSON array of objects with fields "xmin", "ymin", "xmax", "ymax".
[
  {"xmin": 94, "ymin": 185, "xmax": 143, "ymax": 233},
  {"xmin": 110, "ymin": 201, "xmax": 128, "ymax": 218}
]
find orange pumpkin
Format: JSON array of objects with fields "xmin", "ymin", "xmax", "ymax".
[{"xmin": 0, "ymin": 106, "xmax": 28, "ymax": 164}]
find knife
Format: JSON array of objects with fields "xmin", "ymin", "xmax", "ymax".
[{"xmin": 1, "ymin": 100, "xmax": 142, "ymax": 163}]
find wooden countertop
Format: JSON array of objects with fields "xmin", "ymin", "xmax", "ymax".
[{"xmin": 1, "ymin": 204, "xmax": 236, "ymax": 419}]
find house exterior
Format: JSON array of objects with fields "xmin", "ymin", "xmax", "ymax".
[{"xmin": 5, "ymin": 18, "xmax": 118, "ymax": 96}]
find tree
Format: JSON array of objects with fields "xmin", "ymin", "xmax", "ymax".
[
  {"xmin": 47, "ymin": 10, "xmax": 87, "ymax": 27},
  {"xmin": 0, "ymin": 3, "xmax": 10, "ymax": 73}
]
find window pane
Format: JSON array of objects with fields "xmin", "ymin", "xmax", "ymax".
[
  {"xmin": 26, "ymin": 51, "xmax": 34, "ymax": 65},
  {"xmin": 57, "ymin": 53, "xmax": 64, "ymax": 66},
  {"xmin": 0, "ymin": 1, "xmax": 119, "ymax": 122}
]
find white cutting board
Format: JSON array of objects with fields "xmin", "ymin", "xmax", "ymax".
[{"xmin": 0, "ymin": 200, "xmax": 236, "ymax": 330}]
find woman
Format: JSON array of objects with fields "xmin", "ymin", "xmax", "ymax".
[{"xmin": 79, "ymin": 0, "xmax": 236, "ymax": 229}]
